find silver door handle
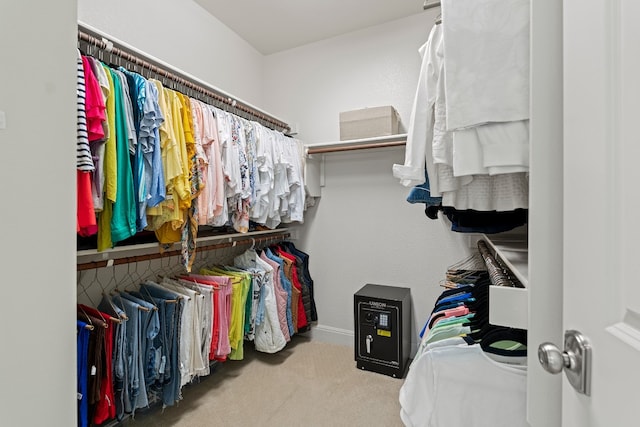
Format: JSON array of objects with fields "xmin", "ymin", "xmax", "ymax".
[
  {"xmin": 538, "ymin": 342, "xmax": 575, "ymax": 374},
  {"xmin": 366, "ymin": 334, "xmax": 373, "ymax": 354},
  {"xmin": 538, "ymin": 330, "xmax": 591, "ymax": 396}
]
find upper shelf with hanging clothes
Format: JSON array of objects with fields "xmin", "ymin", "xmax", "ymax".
[
  {"xmin": 75, "ymin": 22, "xmax": 304, "ymax": 270},
  {"xmin": 77, "ymin": 22, "xmax": 290, "ymax": 133}
]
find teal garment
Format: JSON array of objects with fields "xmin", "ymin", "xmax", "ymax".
[
  {"xmin": 423, "ymin": 314, "xmax": 475, "ymax": 346},
  {"xmin": 424, "ymin": 324, "xmax": 472, "ymax": 346},
  {"xmin": 109, "ymin": 70, "xmax": 137, "ymax": 243},
  {"xmin": 430, "ymin": 313, "xmax": 475, "ymax": 330},
  {"xmin": 244, "ymin": 276, "xmax": 254, "ymax": 336},
  {"xmin": 119, "ymin": 68, "xmax": 149, "ymax": 231}
]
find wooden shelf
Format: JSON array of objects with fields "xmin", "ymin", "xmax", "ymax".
[
  {"xmin": 306, "ymin": 134, "xmax": 407, "ymax": 154},
  {"xmin": 483, "ymin": 234, "xmax": 529, "ymax": 330}
]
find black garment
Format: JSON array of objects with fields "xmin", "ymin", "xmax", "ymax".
[
  {"xmin": 282, "ymin": 242, "xmax": 318, "ymax": 322},
  {"xmin": 442, "ymin": 208, "xmax": 528, "ymax": 234}
]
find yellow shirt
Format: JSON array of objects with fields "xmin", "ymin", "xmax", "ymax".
[
  {"xmin": 169, "ymin": 90, "xmax": 190, "ymax": 208},
  {"xmin": 151, "ymin": 89, "xmax": 188, "ymax": 243},
  {"xmin": 97, "ymin": 65, "xmax": 117, "ymax": 251},
  {"xmin": 146, "ymin": 82, "xmax": 183, "ymax": 239},
  {"xmin": 102, "ymin": 64, "xmax": 117, "ymax": 203}
]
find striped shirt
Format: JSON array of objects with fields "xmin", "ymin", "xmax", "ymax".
[{"xmin": 77, "ymin": 49, "xmax": 94, "ymax": 171}]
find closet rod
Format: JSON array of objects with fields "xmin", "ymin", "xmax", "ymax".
[
  {"xmin": 307, "ymin": 137, "xmax": 407, "ymax": 154},
  {"xmin": 77, "ymin": 24, "xmax": 290, "ymax": 133},
  {"xmin": 423, "ymin": 1, "xmax": 441, "ymax": 10},
  {"xmin": 307, "ymin": 140, "xmax": 406, "ymax": 154},
  {"xmin": 76, "ymin": 232, "xmax": 290, "ymax": 271}
]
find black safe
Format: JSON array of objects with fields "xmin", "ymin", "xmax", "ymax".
[{"xmin": 354, "ymin": 284, "xmax": 411, "ymax": 378}]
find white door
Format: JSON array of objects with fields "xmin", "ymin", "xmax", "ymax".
[{"xmin": 560, "ymin": 0, "xmax": 640, "ymax": 425}]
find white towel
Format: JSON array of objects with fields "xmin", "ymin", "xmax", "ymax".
[{"xmin": 442, "ymin": 0, "xmax": 530, "ymax": 130}]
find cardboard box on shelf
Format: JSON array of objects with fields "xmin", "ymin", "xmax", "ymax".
[{"xmin": 339, "ymin": 106, "xmax": 401, "ymax": 141}]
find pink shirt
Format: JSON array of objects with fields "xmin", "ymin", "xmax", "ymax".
[
  {"xmin": 186, "ymin": 274, "xmax": 232, "ymax": 359},
  {"xmin": 81, "ymin": 55, "xmax": 106, "ymax": 142},
  {"xmin": 426, "ymin": 306, "xmax": 470, "ymax": 335},
  {"xmin": 260, "ymin": 253, "xmax": 291, "ymax": 342},
  {"xmin": 204, "ymin": 105, "xmax": 224, "ymax": 220}
]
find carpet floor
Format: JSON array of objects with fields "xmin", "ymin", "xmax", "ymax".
[{"xmin": 125, "ymin": 335, "xmax": 404, "ymax": 427}]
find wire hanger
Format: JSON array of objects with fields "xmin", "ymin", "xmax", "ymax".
[
  {"xmin": 139, "ymin": 282, "xmax": 162, "ymax": 306},
  {"xmin": 77, "ymin": 305, "xmax": 100, "ymax": 330},
  {"xmin": 102, "ymin": 291, "xmax": 128, "ymax": 321},
  {"xmin": 81, "ymin": 303, "xmax": 109, "ymax": 326}
]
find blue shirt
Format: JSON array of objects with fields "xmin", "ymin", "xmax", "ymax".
[
  {"xmin": 265, "ymin": 248, "xmax": 294, "ymax": 336},
  {"xmin": 143, "ymin": 81, "xmax": 166, "ymax": 208}
]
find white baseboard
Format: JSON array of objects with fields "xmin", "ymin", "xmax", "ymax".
[
  {"xmin": 309, "ymin": 324, "xmax": 421, "ymax": 358},
  {"xmin": 309, "ymin": 324, "xmax": 354, "ymax": 347}
]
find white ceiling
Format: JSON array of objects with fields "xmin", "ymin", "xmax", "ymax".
[{"xmin": 194, "ymin": 0, "xmax": 426, "ymax": 55}]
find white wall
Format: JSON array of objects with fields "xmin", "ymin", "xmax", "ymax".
[
  {"xmin": 78, "ymin": 0, "xmax": 265, "ymax": 107},
  {"xmin": 263, "ymin": 13, "xmax": 470, "ymax": 349},
  {"xmin": 263, "ymin": 12, "xmax": 435, "ymax": 143},
  {"xmin": 0, "ymin": 1, "xmax": 77, "ymax": 425}
]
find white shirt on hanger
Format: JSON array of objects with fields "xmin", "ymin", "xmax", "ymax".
[
  {"xmin": 441, "ymin": 0, "xmax": 530, "ymax": 130},
  {"xmin": 392, "ymin": 24, "xmax": 441, "ymax": 190}
]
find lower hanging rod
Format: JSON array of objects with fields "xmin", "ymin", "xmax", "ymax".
[{"xmin": 76, "ymin": 232, "xmax": 290, "ymax": 271}]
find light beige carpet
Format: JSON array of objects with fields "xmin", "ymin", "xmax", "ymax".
[{"xmin": 125, "ymin": 335, "xmax": 404, "ymax": 427}]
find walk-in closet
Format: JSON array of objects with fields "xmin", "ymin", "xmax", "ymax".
[{"xmin": 2, "ymin": 0, "xmax": 640, "ymax": 426}]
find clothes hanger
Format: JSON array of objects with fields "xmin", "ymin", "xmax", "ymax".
[
  {"xmin": 114, "ymin": 289, "xmax": 151, "ymax": 313},
  {"xmin": 79, "ymin": 303, "xmax": 109, "ymax": 325},
  {"xmin": 140, "ymin": 282, "xmax": 179, "ymax": 304},
  {"xmin": 132, "ymin": 286, "xmax": 160, "ymax": 311},
  {"xmin": 495, "ymin": 256, "xmax": 525, "ymax": 288},
  {"xmin": 126, "ymin": 286, "xmax": 158, "ymax": 311},
  {"xmin": 102, "ymin": 291, "xmax": 128, "ymax": 321},
  {"xmin": 447, "ymin": 252, "xmax": 486, "ymax": 274},
  {"xmin": 77, "ymin": 305, "xmax": 101, "ymax": 330}
]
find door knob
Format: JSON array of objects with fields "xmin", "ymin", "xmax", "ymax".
[
  {"xmin": 538, "ymin": 342, "xmax": 575, "ymax": 374},
  {"xmin": 537, "ymin": 330, "xmax": 591, "ymax": 396}
]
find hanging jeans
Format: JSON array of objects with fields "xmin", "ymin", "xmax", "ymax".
[
  {"xmin": 77, "ymin": 321, "xmax": 90, "ymax": 427},
  {"xmin": 141, "ymin": 283, "xmax": 182, "ymax": 407}
]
